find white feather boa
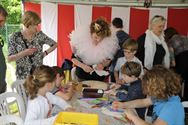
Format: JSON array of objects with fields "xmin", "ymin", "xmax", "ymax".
[{"xmin": 69, "ymin": 26, "xmax": 119, "ymax": 65}]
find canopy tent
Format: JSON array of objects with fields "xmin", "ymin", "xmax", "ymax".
[
  {"xmin": 24, "ymin": 0, "xmax": 188, "ymax": 7},
  {"xmin": 23, "ymin": 1, "xmax": 188, "ymax": 67}
]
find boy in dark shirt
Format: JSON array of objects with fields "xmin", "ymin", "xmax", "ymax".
[
  {"xmin": 111, "ymin": 61, "xmax": 144, "ymax": 101},
  {"xmin": 107, "ymin": 61, "xmax": 145, "ymax": 119}
]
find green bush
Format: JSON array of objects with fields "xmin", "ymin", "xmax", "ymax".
[{"xmin": 1, "ymin": 24, "xmax": 20, "ymax": 86}]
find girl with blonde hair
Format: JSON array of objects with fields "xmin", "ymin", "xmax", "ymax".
[{"xmin": 24, "ymin": 65, "xmax": 73, "ymax": 125}]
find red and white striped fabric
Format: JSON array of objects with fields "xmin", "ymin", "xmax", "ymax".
[{"xmin": 24, "ymin": 2, "xmax": 188, "ymax": 67}]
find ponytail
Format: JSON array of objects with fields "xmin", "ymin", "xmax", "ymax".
[{"xmin": 24, "ymin": 65, "xmax": 56, "ymax": 100}]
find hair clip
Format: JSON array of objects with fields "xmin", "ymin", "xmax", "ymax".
[
  {"xmin": 33, "ymin": 75, "xmax": 40, "ymax": 85},
  {"xmin": 33, "ymin": 75, "xmax": 36, "ymax": 80},
  {"xmin": 94, "ymin": 23, "xmax": 101, "ymax": 31}
]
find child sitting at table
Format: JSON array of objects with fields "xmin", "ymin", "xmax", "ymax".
[
  {"xmin": 114, "ymin": 38, "xmax": 143, "ymax": 85},
  {"xmin": 51, "ymin": 66, "xmax": 74, "ymax": 101},
  {"xmin": 112, "ymin": 65, "xmax": 185, "ymax": 125},
  {"xmin": 107, "ymin": 61, "xmax": 145, "ymax": 119},
  {"xmin": 24, "ymin": 65, "xmax": 74, "ymax": 125}
]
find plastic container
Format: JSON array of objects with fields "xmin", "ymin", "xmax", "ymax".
[
  {"xmin": 53, "ymin": 112, "xmax": 98, "ymax": 125},
  {"xmin": 82, "ymin": 88, "xmax": 104, "ymax": 98}
]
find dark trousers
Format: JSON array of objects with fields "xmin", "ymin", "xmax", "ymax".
[
  {"xmin": 175, "ymin": 51, "xmax": 188, "ymax": 101},
  {"xmin": 0, "ymin": 47, "xmax": 7, "ymax": 94},
  {"xmin": 75, "ymin": 67, "xmax": 105, "ymax": 81}
]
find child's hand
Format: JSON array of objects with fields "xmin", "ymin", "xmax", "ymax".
[
  {"xmin": 112, "ymin": 101, "xmax": 124, "ymax": 110},
  {"xmin": 65, "ymin": 107, "xmax": 75, "ymax": 112},
  {"xmin": 123, "ymin": 109, "xmax": 137, "ymax": 122},
  {"xmin": 66, "ymin": 85, "xmax": 74, "ymax": 93},
  {"xmin": 61, "ymin": 84, "xmax": 74, "ymax": 93},
  {"xmin": 63, "ymin": 83, "xmax": 72, "ymax": 88},
  {"xmin": 116, "ymin": 79, "xmax": 125, "ymax": 84},
  {"xmin": 104, "ymin": 89, "xmax": 116, "ymax": 96},
  {"xmin": 110, "ymin": 84, "xmax": 121, "ymax": 90}
]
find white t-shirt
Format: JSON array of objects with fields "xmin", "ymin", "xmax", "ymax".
[
  {"xmin": 114, "ymin": 56, "xmax": 144, "ymax": 79},
  {"xmin": 24, "ymin": 92, "xmax": 71, "ymax": 125}
]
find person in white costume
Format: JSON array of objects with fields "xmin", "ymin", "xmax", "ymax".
[
  {"xmin": 24, "ymin": 65, "xmax": 74, "ymax": 125},
  {"xmin": 70, "ymin": 17, "xmax": 119, "ymax": 81}
]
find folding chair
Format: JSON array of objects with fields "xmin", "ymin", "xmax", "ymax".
[
  {"xmin": 145, "ymin": 106, "xmax": 153, "ymax": 123},
  {"xmin": 182, "ymin": 101, "xmax": 188, "ymax": 108},
  {"xmin": 11, "ymin": 79, "xmax": 28, "ymax": 109},
  {"xmin": 0, "ymin": 115, "xmax": 24, "ymax": 125},
  {"xmin": 0, "ymin": 92, "xmax": 26, "ymax": 120},
  {"xmin": 182, "ymin": 101, "xmax": 188, "ymax": 124}
]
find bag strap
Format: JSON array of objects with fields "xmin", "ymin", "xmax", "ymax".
[{"xmin": 20, "ymin": 32, "xmax": 33, "ymax": 64}]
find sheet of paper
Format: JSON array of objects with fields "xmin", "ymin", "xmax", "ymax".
[
  {"xmin": 101, "ymin": 106, "xmax": 124, "ymax": 118},
  {"xmin": 90, "ymin": 65, "xmax": 109, "ymax": 76}
]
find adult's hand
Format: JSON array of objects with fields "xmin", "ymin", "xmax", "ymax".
[
  {"xmin": 95, "ymin": 63, "xmax": 104, "ymax": 70},
  {"xmin": 22, "ymin": 48, "xmax": 37, "ymax": 56},
  {"xmin": 7, "ymin": 48, "xmax": 37, "ymax": 62},
  {"xmin": 82, "ymin": 64, "xmax": 93, "ymax": 73}
]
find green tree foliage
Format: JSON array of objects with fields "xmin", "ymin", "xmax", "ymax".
[{"xmin": 0, "ymin": 0, "xmax": 22, "ymax": 24}]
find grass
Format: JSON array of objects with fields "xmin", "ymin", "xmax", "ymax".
[
  {"xmin": 1, "ymin": 24, "xmax": 20, "ymax": 87},
  {"xmin": 3, "ymin": 43, "xmax": 18, "ymax": 114},
  {"xmin": 1, "ymin": 25, "xmax": 22, "ymax": 117},
  {"xmin": 3, "ymin": 42, "xmax": 16, "ymax": 88}
]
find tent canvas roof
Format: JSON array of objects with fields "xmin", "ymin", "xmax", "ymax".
[{"xmin": 23, "ymin": 0, "xmax": 188, "ymax": 7}]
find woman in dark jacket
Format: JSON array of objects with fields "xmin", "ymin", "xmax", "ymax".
[{"xmin": 136, "ymin": 15, "xmax": 170, "ymax": 70}]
